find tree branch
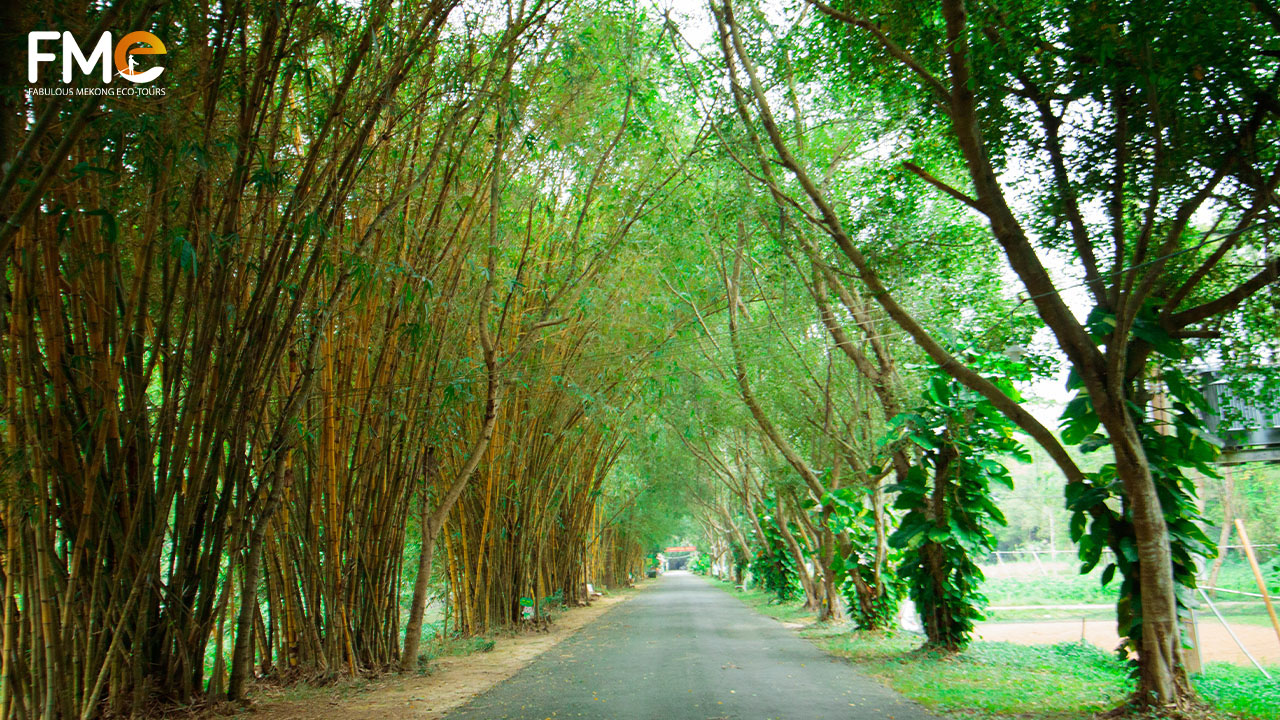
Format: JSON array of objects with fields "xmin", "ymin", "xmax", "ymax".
[{"xmin": 1168, "ymin": 256, "xmax": 1279, "ymax": 328}]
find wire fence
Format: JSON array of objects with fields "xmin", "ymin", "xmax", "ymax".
[
  {"xmin": 967, "ymin": 544, "xmax": 1280, "ymax": 671},
  {"xmin": 983, "ymin": 545, "xmax": 1280, "ymax": 566}
]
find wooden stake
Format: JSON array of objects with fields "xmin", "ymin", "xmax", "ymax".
[{"xmin": 1234, "ymin": 519, "xmax": 1280, "ymax": 649}]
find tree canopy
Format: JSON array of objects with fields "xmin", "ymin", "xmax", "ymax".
[{"xmin": 1, "ymin": 0, "xmax": 1276, "ymax": 716}]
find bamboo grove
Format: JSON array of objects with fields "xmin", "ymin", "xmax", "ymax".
[
  {"xmin": 0, "ymin": 0, "xmax": 704, "ymax": 715},
  {"xmin": 4, "ymin": 0, "xmax": 1279, "ymax": 717}
]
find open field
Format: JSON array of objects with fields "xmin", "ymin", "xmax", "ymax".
[
  {"xmin": 976, "ymin": 619, "xmax": 1280, "ymax": 666},
  {"xmin": 976, "ymin": 560, "xmax": 1280, "ymax": 666}
]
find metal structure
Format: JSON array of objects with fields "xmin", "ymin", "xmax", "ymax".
[
  {"xmin": 662, "ymin": 545, "xmax": 698, "ymax": 571},
  {"xmin": 1200, "ymin": 370, "xmax": 1280, "ymax": 464}
]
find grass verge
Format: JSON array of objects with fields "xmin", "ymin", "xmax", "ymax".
[
  {"xmin": 707, "ymin": 577, "xmax": 813, "ymax": 624},
  {"xmin": 708, "ymin": 576, "xmax": 1279, "ymax": 720},
  {"xmin": 1195, "ymin": 663, "xmax": 1280, "ymax": 719}
]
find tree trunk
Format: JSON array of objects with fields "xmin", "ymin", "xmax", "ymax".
[
  {"xmin": 720, "ymin": 509, "xmax": 753, "ymax": 586},
  {"xmin": 1107, "ymin": 412, "xmax": 1189, "ymax": 706},
  {"xmin": 400, "ymin": 530, "xmax": 438, "ymax": 670},
  {"xmin": 873, "ymin": 475, "xmax": 890, "ymax": 596},
  {"xmin": 400, "ymin": 375, "xmax": 501, "ymax": 670},
  {"xmin": 400, "ymin": 447, "xmax": 441, "ymax": 671},
  {"xmin": 775, "ymin": 499, "xmax": 820, "ymax": 610},
  {"xmin": 921, "ymin": 446, "xmax": 957, "ymax": 649},
  {"xmin": 229, "ymin": 464, "xmax": 293, "ymax": 701},
  {"xmin": 228, "ymin": 536, "xmax": 266, "ymax": 700},
  {"xmin": 818, "ymin": 546, "xmax": 842, "ymax": 622},
  {"xmin": 809, "ymin": 509, "xmax": 843, "ymax": 622}
]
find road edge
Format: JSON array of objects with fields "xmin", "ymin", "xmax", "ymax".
[{"xmin": 246, "ymin": 583, "xmax": 648, "ymax": 719}]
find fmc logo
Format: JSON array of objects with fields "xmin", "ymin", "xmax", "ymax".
[{"xmin": 28, "ymin": 31, "xmax": 167, "ymax": 84}]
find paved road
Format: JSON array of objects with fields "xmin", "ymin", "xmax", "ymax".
[{"xmin": 445, "ymin": 571, "xmax": 938, "ymax": 720}]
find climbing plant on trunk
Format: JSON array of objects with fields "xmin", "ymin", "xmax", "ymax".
[
  {"xmin": 1063, "ymin": 324, "xmax": 1219, "ymax": 677},
  {"xmin": 750, "ymin": 499, "xmax": 803, "ymax": 604},
  {"xmin": 889, "ymin": 359, "xmax": 1029, "ymax": 651},
  {"xmin": 826, "ymin": 485, "xmax": 903, "ymax": 631},
  {"xmin": 716, "ymin": 0, "xmax": 1279, "ymax": 707}
]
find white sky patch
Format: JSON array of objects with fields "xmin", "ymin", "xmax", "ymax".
[{"xmin": 650, "ymin": 0, "xmax": 717, "ymax": 51}]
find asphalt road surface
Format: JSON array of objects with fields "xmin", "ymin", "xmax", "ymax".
[{"xmin": 445, "ymin": 571, "xmax": 939, "ymax": 720}]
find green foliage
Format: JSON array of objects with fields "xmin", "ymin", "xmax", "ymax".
[
  {"xmin": 1061, "ymin": 359, "xmax": 1217, "ymax": 671},
  {"xmin": 825, "ymin": 486, "xmax": 904, "ymax": 629},
  {"xmin": 839, "ymin": 566, "xmax": 904, "ymax": 631},
  {"xmin": 889, "ymin": 357, "xmax": 1030, "ymax": 650},
  {"xmin": 749, "ymin": 504, "xmax": 802, "ymax": 604},
  {"xmin": 689, "ymin": 554, "xmax": 713, "ymax": 575},
  {"xmin": 729, "ymin": 543, "xmax": 751, "ymax": 583},
  {"xmin": 1213, "ymin": 463, "xmax": 1280, "ymax": 548},
  {"xmin": 415, "ymin": 634, "xmax": 497, "ymax": 673},
  {"xmin": 539, "ymin": 590, "xmax": 565, "ymax": 615},
  {"xmin": 1213, "ymin": 557, "xmax": 1280, "ymax": 595}
]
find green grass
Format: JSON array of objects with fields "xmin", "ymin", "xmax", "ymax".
[
  {"xmin": 815, "ymin": 631, "xmax": 1131, "ymax": 719},
  {"xmin": 1210, "ymin": 562, "xmax": 1280, "ymax": 597},
  {"xmin": 984, "ymin": 606, "xmax": 1118, "ymax": 622},
  {"xmin": 981, "ymin": 567, "xmax": 1119, "ymax": 607},
  {"xmin": 979, "ymin": 560, "xmax": 1278, "ymax": 609},
  {"xmin": 711, "ymin": 577, "xmax": 1279, "ymax": 720},
  {"xmin": 1196, "ymin": 662, "xmax": 1280, "ymax": 718},
  {"xmin": 814, "ymin": 628, "xmax": 1280, "ymax": 719},
  {"xmin": 981, "ymin": 562, "xmax": 1277, "ymax": 634},
  {"xmin": 982, "ymin": 607, "xmax": 1273, "ymax": 629},
  {"xmin": 1198, "ymin": 611, "xmax": 1280, "ymax": 628},
  {"xmin": 708, "ymin": 577, "xmax": 814, "ymax": 624}
]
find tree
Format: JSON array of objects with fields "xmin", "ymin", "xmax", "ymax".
[
  {"xmin": 715, "ymin": 0, "xmax": 1279, "ymax": 708},
  {"xmin": 889, "ymin": 358, "xmax": 1030, "ymax": 651}
]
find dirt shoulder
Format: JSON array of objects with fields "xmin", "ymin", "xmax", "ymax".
[
  {"xmin": 977, "ymin": 618, "xmax": 1280, "ymax": 666},
  {"xmin": 246, "ymin": 588, "xmax": 639, "ymax": 720}
]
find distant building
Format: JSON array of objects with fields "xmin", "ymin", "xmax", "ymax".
[
  {"xmin": 662, "ymin": 546, "xmax": 697, "ymax": 571},
  {"xmin": 1200, "ymin": 370, "xmax": 1280, "ymax": 464}
]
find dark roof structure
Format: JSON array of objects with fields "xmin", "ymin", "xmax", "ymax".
[{"xmin": 1201, "ymin": 370, "xmax": 1280, "ymax": 464}]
